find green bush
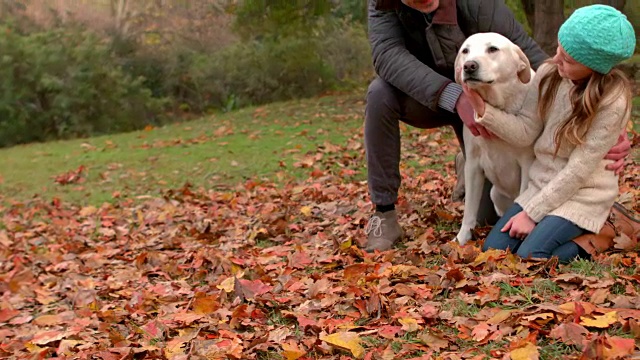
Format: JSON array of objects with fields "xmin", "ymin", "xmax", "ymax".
[
  {"xmin": 0, "ymin": 25, "xmax": 164, "ymax": 147},
  {"xmin": 318, "ymin": 22, "xmax": 373, "ymax": 85},
  {"xmin": 0, "ymin": 3, "xmax": 373, "ymax": 146},
  {"xmin": 178, "ymin": 21, "xmax": 370, "ymax": 112}
]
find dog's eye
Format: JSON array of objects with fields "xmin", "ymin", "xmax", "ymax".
[
  {"xmin": 488, "ymin": 46, "xmax": 499, "ymax": 53},
  {"xmin": 461, "ymin": 48, "xmax": 469, "ymax": 54}
]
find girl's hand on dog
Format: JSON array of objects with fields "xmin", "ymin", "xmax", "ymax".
[{"xmin": 502, "ymin": 211, "xmax": 536, "ymax": 240}]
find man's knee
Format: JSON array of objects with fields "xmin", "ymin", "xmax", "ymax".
[{"xmin": 366, "ymin": 78, "xmax": 400, "ymax": 116}]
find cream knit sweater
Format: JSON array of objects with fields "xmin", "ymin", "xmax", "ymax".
[{"xmin": 476, "ymin": 63, "xmax": 630, "ymax": 233}]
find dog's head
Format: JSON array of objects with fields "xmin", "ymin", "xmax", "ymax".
[{"xmin": 454, "ymin": 32, "xmax": 532, "ymax": 89}]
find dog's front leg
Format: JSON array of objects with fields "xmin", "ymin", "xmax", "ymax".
[
  {"xmin": 518, "ymin": 153, "xmax": 534, "ymax": 195},
  {"xmin": 456, "ymin": 150, "xmax": 486, "ymax": 245}
]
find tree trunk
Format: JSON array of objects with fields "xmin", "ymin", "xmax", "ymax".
[
  {"xmin": 533, "ymin": 0, "xmax": 564, "ymax": 56},
  {"xmin": 600, "ymin": 0, "xmax": 626, "ymax": 11},
  {"xmin": 520, "ymin": 0, "xmax": 535, "ymax": 31},
  {"xmin": 110, "ymin": 0, "xmax": 130, "ymax": 36}
]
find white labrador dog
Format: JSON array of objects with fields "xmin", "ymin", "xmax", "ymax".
[{"xmin": 453, "ymin": 32, "xmax": 536, "ymax": 245}]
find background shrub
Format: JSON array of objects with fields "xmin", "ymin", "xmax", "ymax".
[{"xmin": 0, "ymin": 25, "xmax": 164, "ymax": 147}]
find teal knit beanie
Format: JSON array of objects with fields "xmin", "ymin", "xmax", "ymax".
[{"xmin": 558, "ymin": 4, "xmax": 636, "ymax": 74}]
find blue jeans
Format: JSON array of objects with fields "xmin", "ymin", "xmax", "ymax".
[{"xmin": 482, "ymin": 204, "xmax": 587, "ymax": 263}]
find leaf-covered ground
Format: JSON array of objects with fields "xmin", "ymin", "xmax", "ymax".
[{"xmin": 1, "ymin": 109, "xmax": 639, "ymax": 359}]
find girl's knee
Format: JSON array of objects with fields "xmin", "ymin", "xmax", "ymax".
[{"xmin": 482, "ymin": 234, "xmax": 515, "ymax": 253}]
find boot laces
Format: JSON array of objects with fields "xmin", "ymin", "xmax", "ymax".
[{"xmin": 365, "ymin": 215, "xmax": 383, "ymax": 237}]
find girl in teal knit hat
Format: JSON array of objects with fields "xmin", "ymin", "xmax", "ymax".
[{"xmin": 463, "ymin": 4, "xmax": 637, "ymax": 262}]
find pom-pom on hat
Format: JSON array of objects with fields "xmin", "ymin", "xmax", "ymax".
[{"xmin": 558, "ymin": 4, "xmax": 636, "ymax": 74}]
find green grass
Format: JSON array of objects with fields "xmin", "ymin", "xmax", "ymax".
[
  {"xmin": 1, "ymin": 89, "xmax": 638, "ymax": 205},
  {"xmin": 564, "ymin": 258, "xmax": 615, "ymax": 278},
  {"xmin": 538, "ymin": 342, "xmax": 577, "ymax": 359},
  {"xmin": 0, "ymin": 92, "xmax": 365, "ymax": 205}
]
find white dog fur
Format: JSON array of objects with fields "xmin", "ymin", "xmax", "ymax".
[{"xmin": 453, "ymin": 32, "xmax": 536, "ymax": 245}]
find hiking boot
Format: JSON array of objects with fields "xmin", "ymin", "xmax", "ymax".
[
  {"xmin": 573, "ymin": 202, "xmax": 640, "ymax": 256},
  {"xmin": 611, "ymin": 202, "xmax": 640, "ymax": 240},
  {"xmin": 452, "ymin": 151, "xmax": 465, "ymax": 202},
  {"xmin": 364, "ymin": 210, "xmax": 403, "ymax": 252}
]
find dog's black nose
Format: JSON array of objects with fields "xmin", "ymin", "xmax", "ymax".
[{"xmin": 463, "ymin": 60, "xmax": 479, "ymax": 74}]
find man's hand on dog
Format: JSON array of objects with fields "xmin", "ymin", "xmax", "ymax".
[
  {"xmin": 455, "ymin": 92, "xmax": 494, "ymax": 138},
  {"xmin": 605, "ymin": 130, "xmax": 631, "ymax": 175},
  {"xmin": 457, "ymin": 85, "xmax": 495, "ymax": 139},
  {"xmin": 502, "ymin": 211, "xmax": 536, "ymax": 239}
]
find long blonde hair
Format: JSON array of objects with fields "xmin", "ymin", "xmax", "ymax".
[{"xmin": 537, "ymin": 60, "xmax": 632, "ymax": 156}]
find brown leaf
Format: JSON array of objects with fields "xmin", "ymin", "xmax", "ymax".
[
  {"xmin": 193, "ymin": 294, "xmax": 220, "ymax": 314},
  {"xmin": 0, "ymin": 309, "xmax": 20, "ymax": 322},
  {"xmin": 0, "ymin": 230, "xmax": 11, "ymax": 247},
  {"xmin": 487, "ymin": 309, "xmax": 515, "ymax": 325},
  {"xmin": 613, "ymin": 232, "xmax": 638, "ymax": 251},
  {"xmin": 445, "ymin": 268, "xmax": 465, "ymax": 282},
  {"xmin": 34, "ymin": 314, "xmax": 63, "ymax": 326},
  {"xmin": 378, "ymin": 325, "xmax": 402, "ymax": 339},
  {"xmin": 31, "ymin": 330, "xmax": 68, "ymax": 345},
  {"xmin": 581, "ymin": 334, "xmax": 635, "ymax": 360},
  {"xmin": 418, "ymin": 332, "xmax": 449, "ymax": 351},
  {"xmin": 590, "ymin": 288, "xmax": 609, "ymax": 304},
  {"xmin": 343, "ymin": 264, "xmax": 370, "ymax": 283},
  {"xmin": 549, "ymin": 322, "xmax": 590, "ymax": 347},
  {"xmin": 54, "ymin": 165, "xmax": 86, "ymax": 185},
  {"xmin": 235, "ymin": 279, "xmax": 273, "ymax": 300},
  {"xmin": 628, "ymin": 318, "xmax": 640, "ymax": 339},
  {"xmin": 307, "ymin": 278, "xmax": 331, "ymax": 299},
  {"xmin": 267, "ymin": 327, "xmax": 291, "ymax": 343},
  {"xmin": 471, "ymin": 323, "xmax": 493, "ymax": 342}
]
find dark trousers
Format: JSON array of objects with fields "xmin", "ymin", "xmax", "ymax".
[
  {"xmin": 482, "ymin": 203, "xmax": 588, "ymax": 263},
  {"xmin": 364, "ymin": 77, "xmax": 498, "ymax": 225}
]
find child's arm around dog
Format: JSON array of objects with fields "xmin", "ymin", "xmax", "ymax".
[{"xmin": 462, "ymin": 63, "xmax": 553, "ymax": 148}]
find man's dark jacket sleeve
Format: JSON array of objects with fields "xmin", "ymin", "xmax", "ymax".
[
  {"xmin": 368, "ymin": 0, "xmax": 451, "ymax": 110},
  {"xmin": 368, "ymin": 0, "xmax": 549, "ymax": 111}
]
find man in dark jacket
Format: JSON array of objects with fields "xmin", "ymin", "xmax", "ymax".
[{"xmin": 363, "ymin": 0, "xmax": 631, "ymax": 252}]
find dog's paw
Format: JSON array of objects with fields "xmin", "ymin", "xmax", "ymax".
[{"xmin": 455, "ymin": 230, "xmax": 472, "ymax": 246}]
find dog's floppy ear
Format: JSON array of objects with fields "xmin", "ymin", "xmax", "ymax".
[
  {"xmin": 454, "ymin": 51, "xmax": 463, "ymax": 85},
  {"xmin": 515, "ymin": 47, "xmax": 532, "ymax": 84},
  {"xmin": 455, "ymin": 64, "xmax": 462, "ymax": 85}
]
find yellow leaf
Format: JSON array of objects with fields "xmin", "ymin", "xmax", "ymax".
[
  {"xmin": 192, "ymin": 295, "xmax": 218, "ymax": 314},
  {"xmin": 471, "ymin": 249, "xmax": 503, "ymax": 266},
  {"xmin": 558, "ymin": 301, "xmax": 596, "ymax": 315},
  {"xmin": 216, "ymin": 277, "xmax": 235, "ymax": 293},
  {"xmin": 79, "ymin": 206, "xmax": 97, "ymax": 217},
  {"xmin": 25, "ymin": 342, "xmax": 44, "ymax": 354},
  {"xmin": 487, "ymin": 309, "xmax": 514, "ymax": 325},
  {"xmin": 398, "ymin": 317, "xmax": 421, "ymax": 332},
  {"xmin": 339, "ymin": 237, "xmax": 353, "ymax": 251},
  {"xmin": 300, "ymin": 206, "xmax": 312, "ymax": 217},
  {"xmin": 510, "ymin": 342, "xmax": 539, "ymax": 360},
  {"xmin": 580, "ymin": 311, "xmax": 618, "ymax": 328},
  {"xmin": 320, "ymin": 332, "xmax": 365, "ymax": 359},
  {"xmin": 281, "ymin": 341, "xmax": 306, "ymax": 360},
  {"xmin": 231, "ymin": 263, "xmax": 243, "ymax": 275}
]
